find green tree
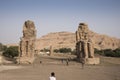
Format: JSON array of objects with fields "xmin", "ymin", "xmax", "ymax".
[
  {"xmin": 54, "ymin": 49, "xmax": 59, "ymax": 53},
  {"xmin": 0, "ymin": 43, "xmax": 7, "ymax": 51},
  {"xmin": 94, "ymin": 48, "xmax": 104, "ymax": 55},
  {"xmin": 113, "ymin": 48, "xmax": 120, "ymax": 57},
  {"xmin": 3, "ymin": 46, "xmax": 19, "ymax": 58},
  {"xmin": 54, "ymin": 48, "xmax": 72, "ymax": 53},
  {"xmin": 95, "ymin": 48, "xmax": 120, "ymax": 57},
  {"xmin": 0, "ymin": 43, "xmax": 2, "ymax": 51},
  {"xmin": 40, "ymin": 48, "xmax": 50, "ymax": 52}
]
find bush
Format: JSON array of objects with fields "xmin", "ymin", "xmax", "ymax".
[
  {"xmin": 0, "ymin": 43, "xmax": 7, "ymax": 51},
  {"xmin": 59, "ymin": 48, "xmax": 71, "ymax": 53},
  {"xmin": 3, "ymin": 46, "xmax": 19, "ymax": 58},
  {"xmin": 40, "ymin": 48, "xmax": 50, "ymax": 52},
  {"xmin": 104, "ymin": 51, "xmax": 115, "ymax": 57},
  {"xmin": 113, "ymin": 48, "xmax": 120, "ymax": 57},
  {"xmin": 94, "ymin": 48, "xmax": 104, "ymax": 55},
  {"xmin": 94, "ymin": 48, "xmax": 120, "ymax": 57},
  {"xmin": 54, "ymin": 49, "xmax": 59, "ymax": 53},
  {"xmin": 54, "ymin": 48, "xmax": 72, "ymax": 53}
]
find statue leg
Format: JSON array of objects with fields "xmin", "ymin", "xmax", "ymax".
[
  {"xmin": 88, "ymin": 42, "xmax": 94, "ymax": 58},
  {"xmin": 83, "ymin": 41, "xmax": 88, "ymax": 58}
]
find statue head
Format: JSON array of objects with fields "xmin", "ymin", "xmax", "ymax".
[
  {"xmin": 24, "ymin": 20, "xmax": 35, "ymax": 29},
  {"xmin": 78, "ymin": 23, "xmax": 88, "ymax": 31},
  {"xmin": 23, "ymin": 20, "xmax": 36, "ymax": 38}
]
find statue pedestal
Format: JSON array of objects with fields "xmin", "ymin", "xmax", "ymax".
[
  {"xmin": 17, "ymin": 57, "xmax": 34, "ymax": 64},
  {"xmin": 0, "ymin": 56, "xmax": 2, "ymax": 64},
  {"xmin": 85, "ymin": 58, "xmax": 100, "ymax": 64}
]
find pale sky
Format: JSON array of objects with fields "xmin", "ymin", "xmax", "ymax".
[{"xmin": 0, "ymin": 0, "xmax": 120, "ymax": 44}]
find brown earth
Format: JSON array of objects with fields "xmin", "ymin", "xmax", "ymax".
[{"xmin": 0, "ymin": 55, "xmax": 120, "ymax": 80}]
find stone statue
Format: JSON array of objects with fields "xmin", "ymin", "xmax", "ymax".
[
  {"xmin": 76, "ymin": 23, "xmax": 94, "ymax": 61},
  {"xmin": 88, "ymin": 39, "xmax": 94, "ymax": 58},
  {"xmin": 23, "ymin": 20, "xmax": 36, "ymax": 38},
  {"xmin": 19, "ymin": 20, "xmax": 36, "ymax": 64},
  {"xmin": 76, "ymin": 23, "xmax": 89, "ymax": 41}
]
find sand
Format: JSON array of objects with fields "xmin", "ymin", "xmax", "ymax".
[
  {"xmin": 0, "ymin": 65, "xmax": 22, "ymax": 72},
  {"xmin": 0, "ymin": 55, "xmax": 120, "ymax": 80}
]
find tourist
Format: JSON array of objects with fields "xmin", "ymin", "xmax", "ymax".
[
  {"xmin": 61, "ymin": 59, "xmax": 63, "ymax": 63},
  {"xmin": 49, "ymin": 72, "xmax": 56, "ymax": 80},
  {"xmin": 40, "ymin": 61, "xmax": 42, "ymax": 64},
  {"xmin": 66, "ymin": 59, "xmax": 69, "ymax": 66}
]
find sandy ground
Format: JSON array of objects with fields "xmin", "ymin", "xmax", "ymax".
[
  {"xmin": 0, "ymin": 55, "xmax": 120, "ymax": 80},
  {"xmin": 0, "ymin": 65, "xmax": 22, "ymax": 72}
]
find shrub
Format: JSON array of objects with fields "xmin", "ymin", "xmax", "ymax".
[
  {"xmin": 54, "ymin": 48, "xmax": 72, "ymax": 53},
  {"xmin": 94, "ymin": 48, "xmax": 104, "ymax": 55},
  {"xmin": 3, "ymin": 46, "xmax": 19, "ymax": 58},
  {"xmin": 104, "ymin": 51, "xmax": 115, "ymax": 57},
  {"xmin": 54, "ymin": 49, "xmax": 59, "ymax": 53},
  {"xmin": 0, "ymin": 43, "xmax": 7, "ymax": 51},
  {"xmin": 59, "ymin": 48, "xmax": 71, "ymax": 53},
  {"xmin": 94, "ymin": 48, "xmax": 120, "ymax": 57},
  {"xmin": 40, "ymin": 48, "xmax": 50, "ymax": 52},
  {"xmin": 113, "ymin": 48, "xmax": 120, "ymax": 57}
]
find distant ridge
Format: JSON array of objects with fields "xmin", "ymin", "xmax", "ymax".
[
  {"xmin": 5, "ymin": 43, "xmax": 19, "ymax": 47},
  {"xmin": 36, "ymin": 31, "xmax": 120, "ymax": 50},
  {"xmin": 6, "ymin": 31, "xmax": 120, "ymax": 50}
]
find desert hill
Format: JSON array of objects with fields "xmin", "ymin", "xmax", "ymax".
[
  {"xmin": 36, "ymin": 31, "xmax": 120, "ymax": 50},
  {"xmin": 5, "ymin": 43, "xmax": 19, "ymax": 47},
  {"xmin": 6, "ymin": 31, "xmax": 120, "ymax": 51},
  {"xmin": 36, "ymin": 31, "xmax": 76, "ymax": 50}
]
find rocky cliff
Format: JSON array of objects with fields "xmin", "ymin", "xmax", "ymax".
[{"xmin": 36, "ymin": 31, "xmax": 120, "ymax": 50}]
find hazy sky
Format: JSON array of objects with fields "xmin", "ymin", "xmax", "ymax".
[{"xmin": 0, "ymin": 0, "xmax": 120, "ymax": 44}]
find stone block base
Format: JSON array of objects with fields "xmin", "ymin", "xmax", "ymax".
[
  {"xmin": 85, "ymin": 58, "xmax": 100, "ymax": 64},
  {"xmin": 0, "ymin": 56, "xmax": 2, "ymax": 64},
  {"xmin": 17, "ymin": 57, "xmax": 34, "ymax": 64}
]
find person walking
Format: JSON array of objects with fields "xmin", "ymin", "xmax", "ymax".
[
  {"xmin": 49, "ymin": 72, "xmax": 56, "ymax": 80},
  {"xmin": 66, "ymin": 59, "xmax": 69, "ymax": 66}
]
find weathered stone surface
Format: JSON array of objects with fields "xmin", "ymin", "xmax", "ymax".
[
  {"xmin": 85, "ymin": 58, "xmax": 100, "ymax": 64},
  {"xmin": 19, "ymin": 20, "xmax": 36, "ymax": 64},
  {"xmin": 0, "ymin": 55, "xmax": 2, "ymax": 64},
  {"xmin": 76, "ymin": 23, "xmax": 95, "ymax": 59},
  {"xmin": 76, "ymin": 23, "xmax": 100, "ymax": 64},
  {"xmin": 23, "ymin": 20, "xmax": 36, "ymax": 38},
  {"xmin": 76, "ymin": 23, "xmax": 89, "ymax": 42},
  {"xmin": 0, "ymin": 52, "xmax": 2, "ymax": 64}
]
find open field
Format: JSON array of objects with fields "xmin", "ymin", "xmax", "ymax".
[{"xmin": 0, "ymin": 55, "xmax": 120, "ymax": 80}]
